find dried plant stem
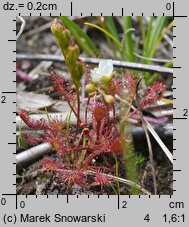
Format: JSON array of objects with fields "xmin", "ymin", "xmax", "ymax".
[
  {"xmin": 108, "ymin": 174, "xmax": 151, "ymax": 195},
  {"xmin": 16, "ymin": 16, "xmax": 26, "ymax": 40},
  {"xmin": 135, "ymin": 78, "xmax": 157, "ymax": 195},
  {"xmin": 16, "ymin": 54, "xmax": 173, "ymax": 75},
  {"xmin": 16, "ymin": 143, "xmax": 52, "ymax": 166}
]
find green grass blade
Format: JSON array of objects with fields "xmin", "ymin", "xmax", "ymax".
[
  {"xmin": 142, "ymin": 17, "xmax": 169, "ymax": 82},
  {"xmin": 122, "ymin": 16, "xmax": 135, "ymax": 62},
  {"xmin": 161, "ymin": 98, "xmax": 173, "ymax": 104},
  {"xmin": 143, "ymin": 16, "xmax": 154, "ymax": 61},
  {"xmin": 150, "ymin": 20, "xmax": 173, "ymax": 59},
  {"xmin": 146, "ymin": 16, "xmax": 168, "ymax": 59},
  {"xmin": 99, "ymin": 17, "xmax": 119, "ymax": 59},
  {"xmin": 136, "ymin": 16, "xmax": 146, "ymax": 46},
  {"xmin": 105, "ymin": 17, "xmax": 120, "ymax": 59},
  {"xmin": 66, "ymin": 98, "xmax": 77, "ymax": 130},
  {"xmin": 106, "ymin": 17, "xmax": 120, "ymax": 41},
  {"xmin": 85, "ymin": 22, "xmax": 129, "ymax": 60},
  {"xmin": 60, "ymin": 16, "xmax": 98, "ymax": 57},
  {"xmin": 45, "ymin": 107, "xmax": 51, "ymax": 123}
]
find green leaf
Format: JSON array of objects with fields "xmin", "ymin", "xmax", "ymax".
[
  {"xmin": 85, "ymin": 22, "xmax": 129, "ymax": 60},
  {"xmin": 143, "ymin": 16, "xmax": 154, "ymax": 60},
  {"xmin": 150, "ymin": 20, "xmax": 173, "ymax": 59},
  {"xmin": 106, "ymin": 17, "xmax": 119, "ymax": 41},
  {"xmin": 142, "ymin": 16, "xmax": 169, "ymax": 82},
  {"xmin": 122, "ymin": 16, "xmax": 135, "ymax": 62},
  {"xmin": 148, "ymin": 17, "xmax": 168, "ymax": 56},
  {"xmin": 144, "ymin": 16, "xmax": 168, "ymax": 62},
  {"xmin": 136, "ymin": 16, "xmax": 146, "ymax": 45},
  {"xmin": 45, "ymin": 107, "xmax": 51, "ymax": 124},
  {"xmin": 161, "ymin": 98, "xmax": 173, "ymax": 104}
]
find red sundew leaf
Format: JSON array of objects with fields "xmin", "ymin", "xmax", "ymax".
[
  {"xmin": 108, "ymin": 78, "xmax": 120, "ymax": 96},
  {"xmin": 22, "ymin": 132, "xmax": 39, "ymax": 145},
  {"xmin": 51, "ymin": 73, "xmax": 76, "ymax": 102},
  {"xmin": 140, "ymin": 82, "xmax": 165, "ymax": 107},
  {"xmin": 38, "ymin": 132, "xmax": 65, "ymax": 154},
  {"xmin": 49, "ymin": 117, "xmax": 66, "ymax": 133},
  {"xmin": 123, "ymin": 72, "xmax": 136, "ymax": 100},
  {"xmin": 51, "ymin": 74, "xmax": 65, "ymax": 90},
  {"xmin": 94, "ymin": 172, "xmax": 112, "ymax": 186},
  {"xmin": 19, "ymin": 110, "xmax": 49, "ymax": 129},
  {"xmin": 41, "ymin": 157, "xmax": 62, "ymax": 171},
  {"xmin": 93, "ymin": 102, "xmax": 107, "ymax": 123},
  {"xmin": 110, "ymin": 138, "xmax": 124, "ymax": 154},
  {"xmin": 58, "ymin": 169, "xmax": 86, "ymax": 187}
]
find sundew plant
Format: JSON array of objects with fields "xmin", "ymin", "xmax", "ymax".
[{"xmin": 19, "ymin": 19, "xmax": 166, "ymax": 195}]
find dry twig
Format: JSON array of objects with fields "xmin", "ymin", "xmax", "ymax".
[
  {"xmin": 16, "ymin": 143, "xmax": 52, "ymax": 166},
  {"xmin": 16, "ymin": 16, "xmax": 26, "ymax": 40},
  {"xmin": 16, "ymin": 54, "xmax": 173, "ymax": 75}
]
